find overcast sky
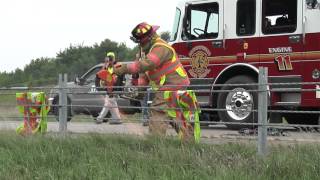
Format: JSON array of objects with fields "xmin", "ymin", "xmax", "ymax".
[{"xmin": 0, "ymin": 0, "xmax": 181, "ymax": 72}]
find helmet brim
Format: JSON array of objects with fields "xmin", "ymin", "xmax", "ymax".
[
  {"xmin": 152, "ymin": 25, "xmax": 160, "ymax": 33},
  {"xmin": 130, "ymin": 24, "xmax": 160, "ymax": 44}
]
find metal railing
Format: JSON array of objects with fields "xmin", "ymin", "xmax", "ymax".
[{"xmin": 0, "ymin": 67, "xmax": 320, "ymax": 157}]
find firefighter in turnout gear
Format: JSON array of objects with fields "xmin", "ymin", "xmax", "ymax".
[
  {"xmin": 114, "ymin": 22, "xmax": 201, "ymax": 142},
  {"xmin": 95, "ymin": 52, "xmax": 122, "ymax": 124}
]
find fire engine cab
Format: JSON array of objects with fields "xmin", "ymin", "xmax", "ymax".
[{"xmin": 170, "ymin": 0, "xmax": 320, "ymax": 129}]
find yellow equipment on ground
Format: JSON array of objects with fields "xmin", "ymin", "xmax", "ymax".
[{"xmin": 16, "ymin": 92, "xmax": 50, "ymax": 135}]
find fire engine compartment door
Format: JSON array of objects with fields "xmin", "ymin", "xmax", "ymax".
[
  {"xmin": 260, "ymin": 0, "xmax": 303, "ymax": 72},
  {"xmin": 260, "ymin": 0, "xmax": 304, "ymax": 105}
]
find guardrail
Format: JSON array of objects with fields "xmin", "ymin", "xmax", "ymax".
[{"xmin": 0, "ymin": 67, "xmax": 319, "ymax": 157}]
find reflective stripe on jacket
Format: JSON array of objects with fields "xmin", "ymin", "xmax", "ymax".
[{"xmin": 147, "ymin": 38, "xmax": 189, "ymax": 91}]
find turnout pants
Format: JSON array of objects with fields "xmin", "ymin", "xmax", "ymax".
[{"xmin": 149, "ymin": 92, "xmax": 195, "ymax": 142}]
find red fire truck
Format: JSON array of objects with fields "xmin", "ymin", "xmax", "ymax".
[{"xmin": 169, "ymin": 0, "xmax": 320, "ymax": 129}]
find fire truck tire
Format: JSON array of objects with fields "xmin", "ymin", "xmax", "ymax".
[
  {"xmin": 52, "ymin": 96, "xmax": 72, "ymax": 122},
  {"xmin": 217, "ymin": 75, "xmax": 258, "ymax": 130}
]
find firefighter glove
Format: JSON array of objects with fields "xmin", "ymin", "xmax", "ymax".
[{"xmin": 113, "ymin": 63, "xmax": 128, "ymax": 76}]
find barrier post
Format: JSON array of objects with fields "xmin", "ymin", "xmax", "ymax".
[
  {"xmin": 58, "ymin": 74, "xmax": 68, "ymax": 134},
  {"xmin": 258, "ymin": 67, "xmax": 268, "ymax": 156}
]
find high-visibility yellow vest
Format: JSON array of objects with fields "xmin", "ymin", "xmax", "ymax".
[{"xmin": 106, "ymin": 67, "xmax": 113, "ymax": 82}]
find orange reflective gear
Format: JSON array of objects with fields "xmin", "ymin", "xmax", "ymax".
[
  {"xmin": 16, "ymin": 92, "xmax": 49, "ymax": 135},
  {"xmin": 146, "ymin": 52, "xmax": 161, "ymax": 66},
  {"xmin": 146, "ymin": 38, "xmax": 189, "ymax": 91},
  {"xmin": 164, "ymin": 90, "xmax": 201, "ymax": 143},
  {"xmin": 127, "ymin": 61, "xmax": 141, "ymax": 74},
  {"xmin": 97, "ymin": 67, "xmax": 116, "ymax": 93}
]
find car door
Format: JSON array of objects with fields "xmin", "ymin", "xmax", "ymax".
[{"xmin": 72, "ymin": 66, "xmax": 104, "ymax": 114}]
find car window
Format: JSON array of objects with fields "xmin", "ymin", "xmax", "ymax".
[{"xmin": 82, "ymin": 67, "xmax": 102, "ymax": 85}]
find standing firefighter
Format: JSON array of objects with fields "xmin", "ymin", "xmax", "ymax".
[
  {"xmin": 95, "ymin": 52, "xmax": 122, "ymax": 124},
  {"xmin": 114, "ymin": 22, "xmax": 201, "ymax": 142}
]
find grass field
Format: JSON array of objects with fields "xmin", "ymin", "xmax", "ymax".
[{"xmin": 0, "ymin": 132, "xmax": 319, "ymax": 180}]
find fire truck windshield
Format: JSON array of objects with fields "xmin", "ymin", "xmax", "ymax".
[{"xmin": 170, "ymin": 8, "xmax": 181, "ymax": 42}]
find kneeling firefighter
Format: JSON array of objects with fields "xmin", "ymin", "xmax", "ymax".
[{"xmin": 114, "ymin": 22, "xmax": 201, "ymax": 142}]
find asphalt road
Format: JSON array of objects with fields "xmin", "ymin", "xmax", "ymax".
[
  {"xmin": 1, "ymin": 121, "xmax": 320, "ymax": 144},
  {"xmin": 0, "ymin": 121, "xmax": 235, "ymax": 137}
]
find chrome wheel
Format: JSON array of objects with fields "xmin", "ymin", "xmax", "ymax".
[{"xmin": 225, "ymin": 88, "xmax": 253, "ymax": 121}]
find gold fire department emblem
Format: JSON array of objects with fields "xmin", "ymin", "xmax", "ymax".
[{"xmin": 188, "ymin": 46, "xmax": 211, "ymax": 78}]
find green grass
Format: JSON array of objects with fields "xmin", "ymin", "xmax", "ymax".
[
  {"xmin": 0, "ymin": 132, "xmax": 319, "ymax": 180},
  {"xmin": 0, "ymin": 92, "xmax": 20, "ymax": 119},
  {"xmin": 0, "ymin": 93, "xmax": 15, "ymax": 104}
]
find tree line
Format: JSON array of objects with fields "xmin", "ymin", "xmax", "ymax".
[
  {"xmin": 0, "ymin": 32, "xmax": 171, "ymax": 87},
  {"xmin": 0, "ymin": 39, "xmax": 137, "ymax": 87}
]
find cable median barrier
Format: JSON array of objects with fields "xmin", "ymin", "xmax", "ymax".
[{"xmin": 0, "ymin": 70, "xmax": 319, "ymax": 153}]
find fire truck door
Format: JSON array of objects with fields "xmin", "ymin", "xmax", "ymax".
[
  {"xmin": 174, "ymin": 0, "xmax": 224, "ymax": 78},
  {"xmin": 171, "ymin": 0, "xmax": 224, "ymax": 106}
]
